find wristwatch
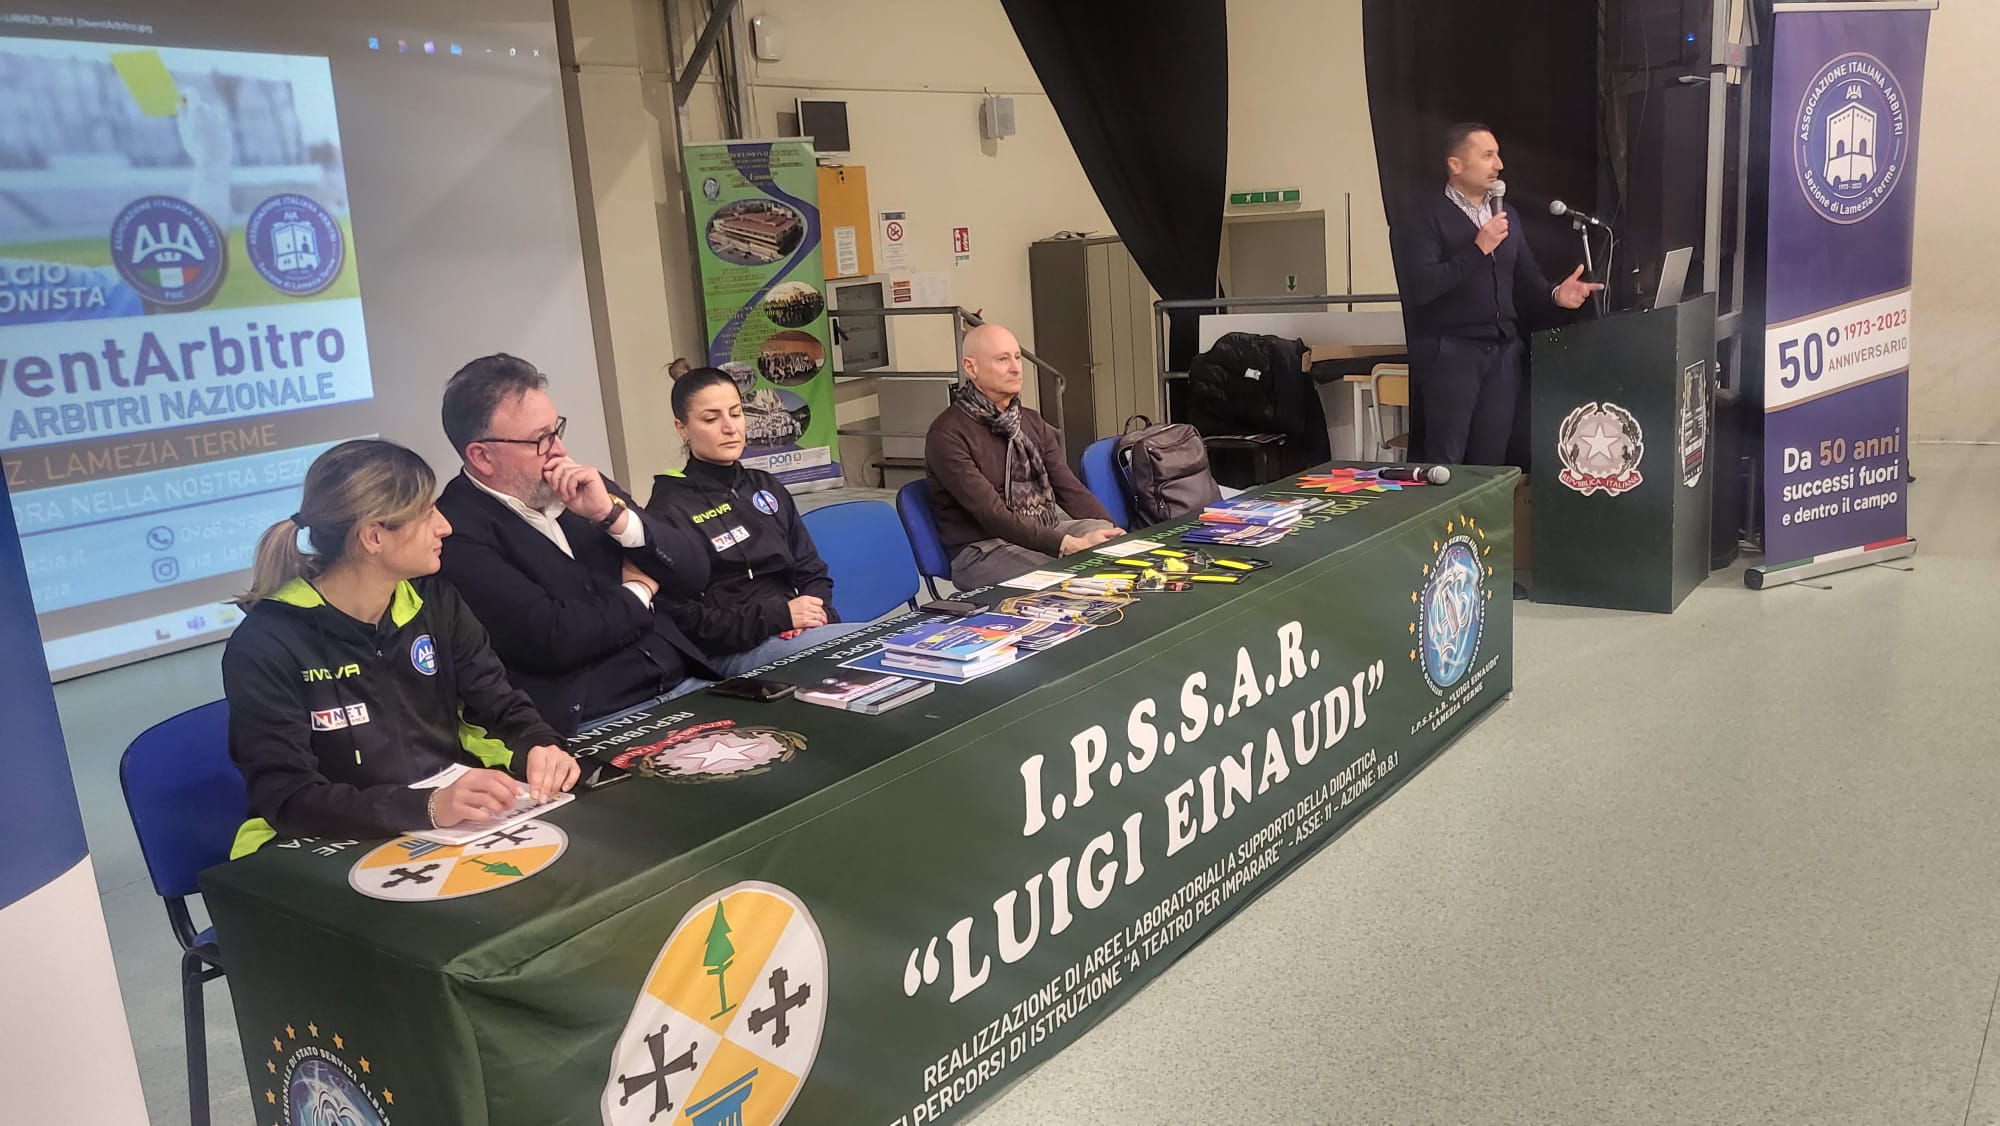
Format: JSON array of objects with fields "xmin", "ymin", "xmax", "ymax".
[{"xmin": 595, "ymin": 495, "xmax": 629, "ymax": 532}]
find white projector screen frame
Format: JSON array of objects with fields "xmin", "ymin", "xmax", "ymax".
[{"xmin": 0, "ymin": 0, "xmax": 612, "ymax": 680}]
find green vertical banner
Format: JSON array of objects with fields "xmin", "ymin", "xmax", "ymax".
[{"xmin": 684, "ymin": 141, "xmax": 843, "ymax": 491}]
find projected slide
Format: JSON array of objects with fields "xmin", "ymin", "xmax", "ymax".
[{"xmin": 0, "ymin": 37, "xmax": 375, "ymax": 675}]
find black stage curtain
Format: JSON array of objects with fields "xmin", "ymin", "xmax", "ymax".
[
  {"xmin": 1362, "ymin": 0, "xmax": 1600, "ymax": 463},
  {"xmin": 1362, "ymin": 0, "xmax": 1601, "ymax": 288},
  {"xmin": 1002, "ymin": 0, "xmax": 1227, "ymax": 368}
]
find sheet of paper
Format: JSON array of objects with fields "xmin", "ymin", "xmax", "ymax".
[
  {"xmin": 409, "ymin": 763, "xmax": 469, "ymax": 789},
  {"xmin": 999, "ymin": 569, "xmax": 1069, "ymax": 591},
  {"xmin": 878, "ymin": 209, "xmax": 910, "ymax": 269},
  {"xmin": 410, "ymin": 790, "xmax": 575, "ymax": 846},
  {"xmin": 832, "ymin": 225, "xmax": 859, "ymax": 276},
  {"xmin": 1093, "ymin": 538, "xmax": 1166, "ymax": 556},
  {"xmin": 911, "ymin": 271, "xmax": 951, "ymax": 308}
]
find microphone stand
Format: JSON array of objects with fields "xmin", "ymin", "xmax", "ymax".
[{"xmin": 1568, "ymin": 215, "xmax": 1612, "ymax": 318}]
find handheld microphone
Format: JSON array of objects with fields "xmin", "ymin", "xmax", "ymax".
[
  {"xmin": 1378, "ymin": 465, "xmax": 1451, "ymax": 485},
  {"xmin": 1487, "ymin": 179, "xmax": 1506, "ymax": 218},
  {"xmin": 1549, "ymin": 199, "xmax": 1608, "ymax": 228}
]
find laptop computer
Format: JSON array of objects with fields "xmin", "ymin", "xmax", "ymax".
[{"xmin": 1650, "ymin": 247, "xmax": 1693, "ymax": 311}]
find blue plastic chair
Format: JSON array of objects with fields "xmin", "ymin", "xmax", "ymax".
[
  {"xmin": 801, "ymin": 500, "xmax": 923, "ymax": 620},
  {"xmin": 1079, "ymin": 436, "xmax": 1136, "ymax": 529},
  {"xmin": 118, "ymin": 698, "xmax": 242, "ymax": 1126},
  {"xmin": 896, "ymin": 479, "xmax": 953, "ymax": 600}
]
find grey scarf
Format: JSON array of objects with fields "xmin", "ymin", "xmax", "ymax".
[{"xmin": 952, "ymin": 381, "xmax": 1057, "ymax": 525}]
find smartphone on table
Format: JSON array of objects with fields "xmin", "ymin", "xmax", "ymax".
[{"xmin": 706, "ymin": 676, "xmax": 796, "ymax": 702}]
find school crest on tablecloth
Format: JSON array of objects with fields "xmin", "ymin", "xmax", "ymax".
[
  {"xmin": 607, "ymin": 719, "xmax": 806, "ymax": 783},
  {"xmin": 602, "ymin": 881, "xmax": 828, "ymax": 1126},
  {"xmin": 1555, "ymin": 401, "xmax": 1646, "ymax": 497},
  {"xmin": 257, "ymin": 1020, "xmax": 393, "ymax": 1125},
  {"xmin": 346, "ymin": 821, "xmax": 567, "ymax": 901},
  {"xmin": 1409, "ymin": 514, "xmax": 1493, "ymax": 696}
]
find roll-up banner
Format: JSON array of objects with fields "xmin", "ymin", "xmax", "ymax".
[
  {"xmin": 683, "ymin": 140, "xmax": 843, "ymax": 493},
  {"xmin": 1753, "ymin": 0, "xmax": 1935, "ymax": 587}
]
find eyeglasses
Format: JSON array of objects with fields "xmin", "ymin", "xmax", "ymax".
[{"xmin": 475, "ymin": 416, "xmax": 567, "ymax": 457}]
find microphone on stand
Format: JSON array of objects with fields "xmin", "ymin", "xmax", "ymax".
[
  {"xmin": 1378, "ymin": 465, "xmax": 1452, "ymax": 484},
  {"xmin": 1549, "ymin": 199, "xmax": 1609, "ymax": 228}
]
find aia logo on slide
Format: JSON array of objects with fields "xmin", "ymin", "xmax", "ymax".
[
  {"xmin": 1794, "ymin": 51, "xmax": 1911, "ymax": 225},
  {"xmin": 108, "ymin": 195, "xmax": 226, "ymax": 307},
  {"xmin": 245, "ymin": 193, "xmax": 346, "ymax": 296}
]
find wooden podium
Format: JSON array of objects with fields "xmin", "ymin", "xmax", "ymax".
[{"xmin": 1529, "ymin": 294, "xmax": 1716, "ymax": 612}]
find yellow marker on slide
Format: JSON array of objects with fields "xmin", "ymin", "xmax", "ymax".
[{"xmin": 111, "ymin": 50, "xmax": 182, "ymax": 118}]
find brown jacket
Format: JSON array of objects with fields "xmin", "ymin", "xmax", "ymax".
[{"xmin": 925, "ymin": 399, "xmax": 1113, "ymax": 555}]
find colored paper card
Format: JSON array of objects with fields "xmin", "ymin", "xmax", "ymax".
[{"xmin": 112, "ymin": 50, "xmax": 181, "ymax": 117}]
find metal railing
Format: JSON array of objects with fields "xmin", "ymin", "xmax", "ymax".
[
  {"xmin": 831, "ymin": 305, "xmax": 1069, "ymax": 443},
  {"xmin": 1152, "ymin": 292, "xmax": 1402, "ymax": 421}
]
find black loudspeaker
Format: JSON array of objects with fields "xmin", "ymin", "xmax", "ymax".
[
  {"xmin": 1709, "ymin": 386, "xmax": 1745, "ymax": 569},
  {"xmin": 1622, "ymin": 81, "xmax": 1711, "ymax": 307}
]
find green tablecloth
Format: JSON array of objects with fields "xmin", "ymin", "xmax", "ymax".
[{"xmin": 202, "ymin": 466, "xmax": 1518, "ymax": 1126}]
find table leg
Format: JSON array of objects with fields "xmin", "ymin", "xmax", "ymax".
[{"xmin": 1349, "ymin": 381, "xmax": 1368, "ymax": 460}]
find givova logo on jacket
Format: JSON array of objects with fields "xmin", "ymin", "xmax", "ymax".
[{"xmin": 603, "ymin": 882, "xmax": 827, "ymax": 1125}]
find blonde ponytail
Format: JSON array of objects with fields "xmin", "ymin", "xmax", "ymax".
[
  {"xmin": 238, "ymin": 517, "xmax": 320, "ymax": 606},
  {"xmin": 235, "ymin": 440, "xmax": 438, "ymax": 606}
]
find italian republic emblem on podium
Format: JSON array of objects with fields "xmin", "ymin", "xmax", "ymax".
[{"xmin": 603, "ymin": 882, "xmax": 828, "ymax": 1125}]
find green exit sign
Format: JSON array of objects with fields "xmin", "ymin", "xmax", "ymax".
[{"xmin": 1228, "ymin": 188, "xmax": 1304, "ymax": 206}]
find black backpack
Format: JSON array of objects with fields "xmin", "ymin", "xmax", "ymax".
[{"xmin": 1114, "ymin": 416, "xmax": 1222, "ymax": 525}]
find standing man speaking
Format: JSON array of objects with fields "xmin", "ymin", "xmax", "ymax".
[{"xmin": 1391, "ymin": 123, "xmax": 1602, "ymax": 465}]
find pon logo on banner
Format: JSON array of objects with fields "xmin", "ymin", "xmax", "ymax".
[
  {"xmin": 603, "ymin": 881, "xmax": 828, "ymax": 1126},
  {"xmin": 1793, "ymin": 51, "xmax": 1912, "ymax": 225}
]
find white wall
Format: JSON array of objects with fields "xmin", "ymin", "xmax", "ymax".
[
  {"xmin": 1226, "ymin": 0, "xmax": 1393, "ymax": 296},
  {"xmin": 1909, "ymin": 2, "xmax": 2000, "ymax": 443},
  {"xmin": 562, "ymin": 0, "xmax": 1395, "ymax": 482},
  {"xmin": 696, "ymin": 1, "xmax": 1117, "ymax": 409}
]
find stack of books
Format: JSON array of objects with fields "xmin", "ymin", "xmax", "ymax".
[
  {"xmin": 876, "ymin": 612, "xmax": 1032, "ymax": 681},
  {"xmin": 1183, "ymin": 496, "xmax": 1311, "ymax": 546},
  {"xmin": 796, "ymin": 671, "xmax": 934, "ymax": 715}
]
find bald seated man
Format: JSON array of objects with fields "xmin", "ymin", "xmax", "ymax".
[{"xmin": 924, "ymin": 323, "xmax": 1125, "ymax": 588}]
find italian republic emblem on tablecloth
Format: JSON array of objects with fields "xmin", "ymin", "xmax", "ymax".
[
  {"xmin": 603, "ymin": 881, "xmax": 828, "ymax": 1126},
  {"xmin": 608, "ymin": 719, "xmax": 806, "ymax": 782},
  {"xmin": 1556, "ymin": 401, "xmax": 1646, "ymax": 497},
  {"xmin": 1410, "ymin": 515, "xmax": 1492, "ymax": 697},
  {"xmin": 346, "ymin": 821, "xmax": 568, "ymax": 902},
  {"xmin": 257, "ymin": 1020, "xmax": 393, "ymax": 1125}
]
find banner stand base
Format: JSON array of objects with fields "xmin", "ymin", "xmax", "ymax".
[{"xmin": 1746, "ymin": 538, "xmax": 1917, "ymax": 590}]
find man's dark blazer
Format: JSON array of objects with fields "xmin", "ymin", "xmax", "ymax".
[{"xmin": 435, "ymin": 472, "xmax": 715, "ymax": 735}]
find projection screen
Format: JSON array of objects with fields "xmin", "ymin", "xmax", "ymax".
[{"xmin": 0, "ymin": 0, "xmax": 612, "ymax": 679}]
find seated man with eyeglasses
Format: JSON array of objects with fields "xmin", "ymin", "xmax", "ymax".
[{"xmin": 434, "ymin": 353, "xmax": 718, "ymax": 735}]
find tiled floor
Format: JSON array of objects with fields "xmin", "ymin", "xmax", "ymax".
[{"xmin": 67, "ymin": 447, "xmax": 2000, "ymax": 1125}]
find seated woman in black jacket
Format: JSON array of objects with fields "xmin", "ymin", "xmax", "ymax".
[
  {"xmin": 222, "ymin": 439, "xmax": 578, "ymax": 854},
  {"xmin": 645, "ymin": 367, "xmax": 864, "ymax": 676}
]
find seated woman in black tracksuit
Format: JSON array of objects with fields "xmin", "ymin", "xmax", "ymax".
[
  {"xmin": 222, "ymin": 439, "xmax": 578, "ymax": 854},
  {"xmin": 644, "ymin": 367, "xmax": 864, "ymax": 677}
]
